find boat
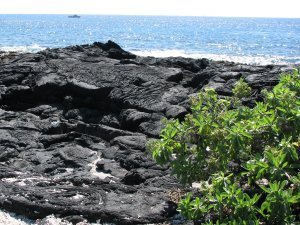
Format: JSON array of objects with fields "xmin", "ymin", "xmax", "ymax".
[{"xmin": 68, "ymin": 15, "xmax": 80, "ymax": 18}]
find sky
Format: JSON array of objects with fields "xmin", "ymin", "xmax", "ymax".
[{"xmin": 0, "ymin": 0, "xmax": 299, "ymax": 18}]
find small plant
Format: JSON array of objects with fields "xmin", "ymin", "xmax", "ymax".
[
  {"xmin": 148, "ymin": 69, "xmax": 300, "ymax": 224},
  {"xmin": 232, "ymin": 78, "xmax": 252, "ymax": 99},
  {"xmin": 260, "ymin": 180, "xmax": 299, "ymax": 224}
]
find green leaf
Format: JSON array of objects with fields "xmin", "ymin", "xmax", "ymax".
[
  {"xmin": 259, "ymin": 185, "xmax": 271, "ymax": 194},
  {"xmin": 260, "ymin": 201, "xmax": 270, "ymax": 212}
]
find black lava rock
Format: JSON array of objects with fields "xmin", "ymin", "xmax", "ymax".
[{"xmin": 0, "ymin": 40, "xmax": 295, "ymax": 224}]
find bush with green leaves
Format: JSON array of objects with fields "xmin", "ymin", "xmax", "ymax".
[{"xmin": 148, "ymin": 69, "xmax": 300, "ymax": 224}]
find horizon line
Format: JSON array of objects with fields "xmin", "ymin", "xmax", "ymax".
[{"xmin": 0, "ymin": 13, "xmax": 299, "ymax": 19}]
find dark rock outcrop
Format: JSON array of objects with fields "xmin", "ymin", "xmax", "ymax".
[{"xmin": 0, "ymin": 41, "xmax": 296, "ymax": 224}]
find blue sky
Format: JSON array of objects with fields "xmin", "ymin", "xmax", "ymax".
[{"xmin": 0, "ymin": 0, "xmax": 299, "ymax": 18}]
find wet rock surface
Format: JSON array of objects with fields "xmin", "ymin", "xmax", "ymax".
[{"xmin": 0, "ymin": 41, "xmax": 296, "ymax": 224}]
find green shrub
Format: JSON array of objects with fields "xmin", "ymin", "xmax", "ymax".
[{"xmin": 148, "ymin": 69, "xmax": 300, "ymax": 224}]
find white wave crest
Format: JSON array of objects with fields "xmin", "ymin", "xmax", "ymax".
[
  {"xmin": 132, "ymin": 49, "xmax": 300, "ymax": 65},
  {"xmin": 0, "ymin": 44, "xmax": 45, "ymax": 53}
]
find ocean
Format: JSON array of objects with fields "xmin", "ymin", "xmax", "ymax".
[{"xmin": 0, "ymin": 14, "xmax": 299, "ymax": 65}]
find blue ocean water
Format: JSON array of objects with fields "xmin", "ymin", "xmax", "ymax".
[{"xmin": 0, "ymin": 14, "xmax": 299, "ymax": 65}]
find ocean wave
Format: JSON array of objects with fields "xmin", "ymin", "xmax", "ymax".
[
  {"xmin": 132, "ymin": 49, "xmax": 300, "ymax": 65},
  {"xmin": 0, "ymin": 44, "xmax": 46, "ymax": 53}
]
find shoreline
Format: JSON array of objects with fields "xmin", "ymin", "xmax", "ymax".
[{"xmin": 1, "ymin": 45, "xmax": 299, "ymax": 66}]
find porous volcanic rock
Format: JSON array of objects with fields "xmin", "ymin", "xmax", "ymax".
[{"xmin": 0, "ymin": 41, "xmax": 295, "ymax": 224}]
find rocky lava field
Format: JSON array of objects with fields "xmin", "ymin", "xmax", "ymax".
[{"xmin": 0, "ymin": 41, "xmax": 295, "ymax": 224}]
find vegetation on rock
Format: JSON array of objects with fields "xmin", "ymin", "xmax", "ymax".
[{"xmin": 148, "ymin": 69, "xmax": 300, "ymax": 224}]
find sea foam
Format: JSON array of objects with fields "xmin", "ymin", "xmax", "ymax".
[
  {"xmin": 132, "ymin": 49, "xmax": 300, "ymax": 66},
  {"xmin": 0, "ymin": 44, "xmax": 45, "ymax": 53},
  {"xmin": 1, "ymin": 45, "xmax": 298, "ymax": 66}
]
